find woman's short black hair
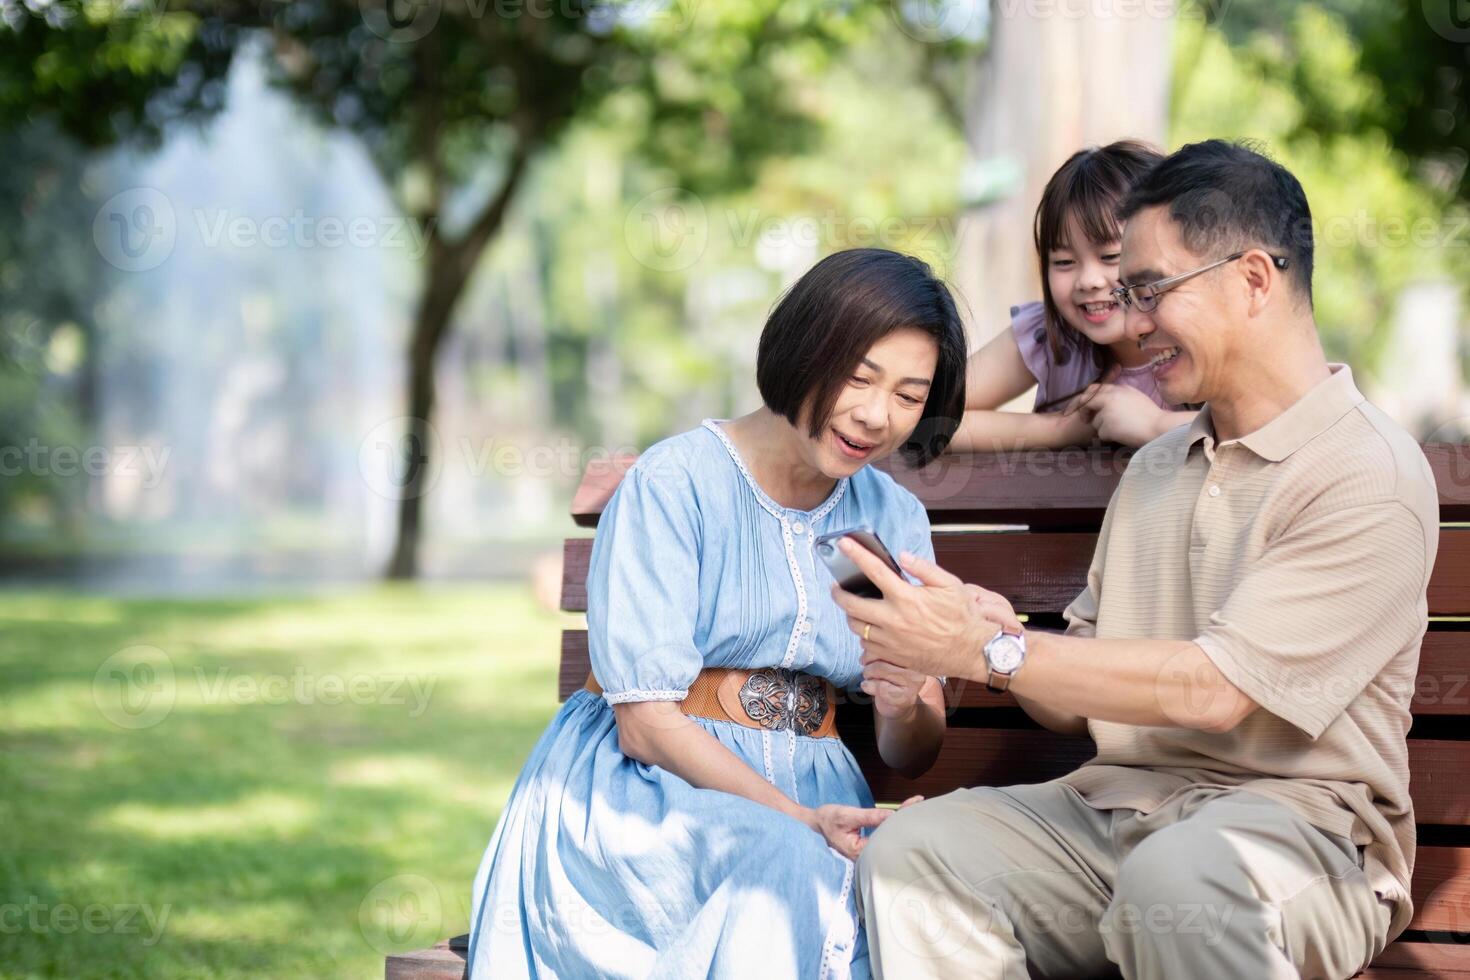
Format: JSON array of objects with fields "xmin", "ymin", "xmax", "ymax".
[{"xmin": 755, "ymin": 248, "xmax": 967, "ymax": 468}]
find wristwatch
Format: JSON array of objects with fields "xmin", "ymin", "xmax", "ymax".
[{"xmin": 983, "ymin": 628, "xmax": 1027, "ymax": 693}]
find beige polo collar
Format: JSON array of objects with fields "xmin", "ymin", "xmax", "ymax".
[{"xmin": 1182, "ymin": 364, "xmax": 1364, "ymax": 462}]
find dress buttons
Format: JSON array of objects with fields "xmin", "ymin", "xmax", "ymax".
[
  {"xmin": 791, "ymin": 521, "xmax": 805, "ymax": 534},
  {"xmin": 1208, "ymin": 485, "xmax": 1221, "ymax": 497},
  {"xmin": 800, "ymin": 620, "xmax": 813, "ymax": 633}
]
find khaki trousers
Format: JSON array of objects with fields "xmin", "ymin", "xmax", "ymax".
[{"xmin": 856, "ymin": 780, "xmax": 1393, "ymax": 979}]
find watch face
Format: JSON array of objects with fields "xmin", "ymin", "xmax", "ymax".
[{"xmin": 989, "ymin": 635, "xmax": 1024, "ymax": 672}]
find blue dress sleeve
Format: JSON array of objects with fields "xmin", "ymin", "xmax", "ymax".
[{"xmin": 585, "ymin": 462, "xmax": 704, "ymax": 704}]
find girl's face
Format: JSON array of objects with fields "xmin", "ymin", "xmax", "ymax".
[
  {"xmin": 798, "ymin": 327, "xmax": 938, "ymax": 478},
  {"xmin": 1047, "ymin": 212, "xmax": 1127, "ymax": 347}
]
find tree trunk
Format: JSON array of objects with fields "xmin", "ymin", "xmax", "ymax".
[
  {"xmin": 384, "ymin": 250, "xmax": 460, "ymax": 580},
  {"xmin": 384, "ymin": 142, "xmax": 533, "ymax": 580}
]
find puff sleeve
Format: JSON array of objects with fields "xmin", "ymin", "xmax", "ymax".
[{"xmin": 585, "ymin": 462, "xmax": 705, "ymax": 704}]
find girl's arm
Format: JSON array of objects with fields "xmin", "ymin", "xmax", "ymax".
[
  {"xmin": 868, "ymin": 671, "xmax": 947, "ymax": 779},
  {"xmin": 949, "ymin": 327, "xmax": 1097, "ymax": 451},
  {"xmin": 964, "ymin": 324, "xmax": 1039, "ymax": 410},
  {"xmin": 612, "ymin": 701, "xmax": 888, "ymax": 857},
  {"xmin": 949, "ymin": 406, "xmax": 1098, "ymax": 452}
]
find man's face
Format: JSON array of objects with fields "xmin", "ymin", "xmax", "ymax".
[{"xmin": 1119, "ymin": 206, "xmax": 1241, "ymax": 407}]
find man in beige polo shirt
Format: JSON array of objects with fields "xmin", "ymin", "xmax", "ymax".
[{"xmin": 832, "ymin": 140, "xmax": 1439, "ymax": 978}]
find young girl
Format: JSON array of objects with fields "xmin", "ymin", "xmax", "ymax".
[
  {"xmin": 465, "ymin": 249, "xmax": 966, "ymax": 979},
  {"xmin": 949, "ymin": 140, "xmax": 1197, "ymax": 451}
]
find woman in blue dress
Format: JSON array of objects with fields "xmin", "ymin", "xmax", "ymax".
[{"xmin": 467, "ymin": 248, "xmax": 969, "ymax": 979}]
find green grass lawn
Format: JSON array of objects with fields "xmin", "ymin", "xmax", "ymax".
[{"xmin": 0, "ymin": 585, "xmax": 568, "ymax": 979}]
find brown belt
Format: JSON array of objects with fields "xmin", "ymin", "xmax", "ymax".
[{"xmin": 585, "ymin": 667, "xmax": 839, "ymax": 739}]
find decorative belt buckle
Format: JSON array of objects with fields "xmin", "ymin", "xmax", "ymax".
[{"xmin": 738, "ymin": 668, "xmax": 827, "ymax": 735}]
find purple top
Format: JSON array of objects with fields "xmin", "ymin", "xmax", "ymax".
[{"xmin": 1009, "ymin": 301, "xmax": 1179, "ymax": 412}]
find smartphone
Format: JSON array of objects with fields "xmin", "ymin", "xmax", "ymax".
[{"xmin": 815, "ymin": 526, "xmax": 903, "ymax": 599}]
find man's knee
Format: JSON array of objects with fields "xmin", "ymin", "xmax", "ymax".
[{"xmin": 1106, "ymin": 823, "xmax": 1245, "ymax": 950}]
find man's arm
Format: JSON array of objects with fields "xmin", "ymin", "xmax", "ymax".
[
  {"xmin": 999, "ymin": 633, "xmax": 1258, "ymax": 735},
  {"xmin": 962, "ymin": 586, "xmax": 1088, "ymax": 736},
  {"xmin": 832, "ymin": 540, "xmax": 1261, "ymax": 735},
  {"xmin": 1011, "ymin": 671, "xmax": 1091, "ymax": 736}
]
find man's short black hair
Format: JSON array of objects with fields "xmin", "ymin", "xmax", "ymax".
[
  {"xmin": 756, "ymin": 248, "xmax": 967, "ymax": 467},
  {"xmin": 1119, "ymin": 139, "xmax": 1314, "ymax": 305}
]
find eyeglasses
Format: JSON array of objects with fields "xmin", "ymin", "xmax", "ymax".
[{"xmin": 1111, "ymin": 250, "xmax": 1290, "ymax": 313}]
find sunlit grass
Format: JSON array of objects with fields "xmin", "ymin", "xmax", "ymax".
[{"xmin": 0, "ymin": 585, "xmax": 566, "ymax": 978}]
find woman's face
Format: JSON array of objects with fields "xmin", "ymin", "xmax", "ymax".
[
  {"xmin": 798, "ymin": 327, "xmax": 939, "ymax": 478},
  {"xmin": 1047, "ymin": 212, "xmax": 1127, "ymax": 347}
]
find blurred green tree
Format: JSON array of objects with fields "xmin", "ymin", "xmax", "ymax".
[{"xmin": 0, "ymin": 0, "xmax": 917, "ymax": 577}]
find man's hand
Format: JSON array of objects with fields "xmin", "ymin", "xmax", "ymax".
[
  {"xmin": 830, "ymin": 538, "xmax": 1004, "ymax": 680},
  {"xmin": 964, "ymin": 583, "xmax": 1025, "ymax": 634},
  {"xmin": 1064, "ymin": 382, "xmax": 1168, "ymax": 448}
]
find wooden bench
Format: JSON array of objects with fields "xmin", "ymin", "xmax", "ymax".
[{"xmin": 388, "ymin": 445, "xmax": 1470, "ymax": 979}]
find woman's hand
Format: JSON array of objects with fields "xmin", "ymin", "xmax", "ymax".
[
  {"xmin": 803, "ymin": 798, "xmax": 924, "ymax": 859},
  {"xmin": 860, "ymin": 660, "xmax": 930, "ymax": 722}
]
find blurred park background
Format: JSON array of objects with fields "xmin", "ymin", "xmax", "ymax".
[{"xmin": 2, "ymin": 0, "xmax": 1469, "ymax": 975}]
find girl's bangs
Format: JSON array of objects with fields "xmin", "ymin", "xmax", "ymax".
[{"xmin": 1046, "ymin": 173, "xmax": 1125, "ymax": 252}]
